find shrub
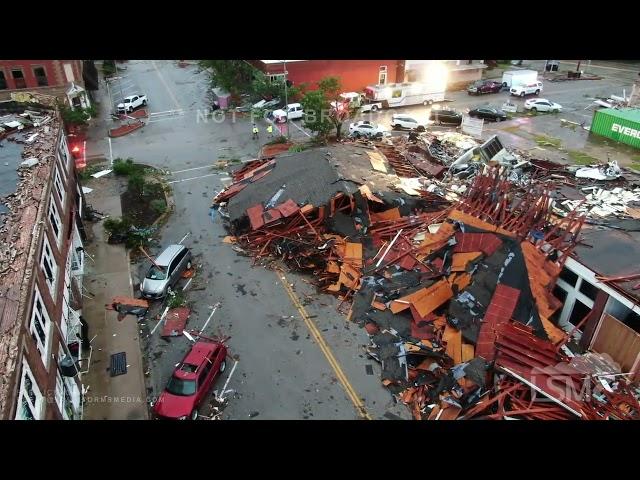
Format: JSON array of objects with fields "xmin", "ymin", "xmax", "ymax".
[
  {"xmin": 266, "ymin": 135, "xmax": 287, "ymax": 145},
  {"xmin": 112, "ymin": 158, "xmax": 140, "ymax": 176},
  {"xmin": 128, "ymin": 173, "xmax": 145, "ymax": 193},
  {"xmin": 103, "ymin": 217, "xmax": 131, "ymax": 236},
  {"xmin": 167, "ymin": 290, "xmax": 186, "ymax": 309},
  {"xmin": 150, "ymin": 199, "xmax": 167, "ymax": 214},
  {"xmin": 288, "ymin": 144, "xmax": 306, "ymax": 153}
]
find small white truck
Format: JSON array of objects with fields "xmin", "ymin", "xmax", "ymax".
[
  {"xmin": 333, "ymin": 92, "xmax": 383, "ymax": 112},
  {"xmin": 501, "ymin": 70, "xmax": 539, "ymax": 89},
  {"xmin": 117, "ymin": 94, "xmax": 148, "ymax": 113}
]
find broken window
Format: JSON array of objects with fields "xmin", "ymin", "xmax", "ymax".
[
  {"xmin": 568, "ymin": 299, "xmax": 591, "ymax": 328},
  {"xmin": 550, "ymin": 285, "xmax": 568, "ymax": 324},
  {"xmin": 30, "ymin": 287, "xmax": 52, "ymax": 367},
  {"xmin": 49, "ymin": 200, "xmax": 62, "ymax": 245},
  {"xmin": 605, "ymin": 296, "xmax": 640, "ymax": 335},
  {"xmin": 58, "ymin": 136, "xmax": 70, "ymax": 178},
  {"xmin": 578, "ymin": 279, "xmax": 599, "ymax": 301},
  {"xmin": 11, "ymin": 68, "xmax": 26, "ymax": 89},
  {"xmin": 15, "ymin": 361, "xmax": 43, "ymax": 420},
  {"xmin": 33, "ymin": 66, "xmax": 48, "ymax": 86},
  {"xmin": 559, "ymin": 267, "xmax": 578, "ymax": 287},
  {"xmin": 54, "ymin": 166, "xmax": 65, "ymax": 206},
  {"xmin": 41, "ymin": 237, "xmax": 58, "ymax": 298},
  {"xmin": 0, "ymin": 70, "xmax": 6, "ymax": 90}
]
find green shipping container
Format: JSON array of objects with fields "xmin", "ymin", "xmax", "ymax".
[{"xmin": 590, "ymin": 108, "xmax": 640, "ymax": 149}]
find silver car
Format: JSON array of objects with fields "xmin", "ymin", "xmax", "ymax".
[{"xmin": 140, "ymin": 244, "xmax": 192, "ymax": 299}]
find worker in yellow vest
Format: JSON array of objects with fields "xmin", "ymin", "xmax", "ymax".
[
  {"xmin": 252, "ymin": 124, "xmax": 259, "ymax": 140},
  {"xmin": 267, "ymin": 124, "xmax": 274, "ymax": 138}
]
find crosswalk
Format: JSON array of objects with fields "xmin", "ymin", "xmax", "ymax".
[{"xmin": 146, "ymin": 109, "xmax": 186, "ymax": 123}]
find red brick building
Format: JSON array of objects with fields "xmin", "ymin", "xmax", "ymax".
[
  {"xmin": 251, "ymin": 60, "xmax": 405, "ymax": 93},
  {"xmin": 0, "ymin": 106, "xmax": 86, "ymax": 420},
  {"xmin": 0, "ymin": 60, "xmax": 90, "ymax": 108}
]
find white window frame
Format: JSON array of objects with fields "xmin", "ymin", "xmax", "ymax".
[
  {"xmin": 30, "ymin": 286, "xmax": 53, "ymax": 369},
  {"xmin": 378, "ymin": 66, "xmax": 388, "ymax": 85},
  {"xmin": 55, "ymin": 371, "xmax": 65, "ymax": 418},
  {"xmin": 554, "ymin": 265, "xmax": 596, "ymax": 331},
  {"xmin": 48, "ymin": 199, "xmax": 62, "ymax": 246},
  {"xmin": 15, "ymin": 360, "xmax": 44, "ymax": 420},
  {"xmin": 268, "ymin": 73, "xmax": 285, "ymax": 83},
  {"xmin": 41, "ymin": 236, "xmax": 58, "ymax": 299},
  {"xmin": 63, "ymin": 63, "xmax": 75, "ymax": 83},
  {"xmin": 53, "ymin": 165, "xmax": 66, "ymax": 208},
  {"xmin": 57, "ymin": 145, "xmax": 69, "ymax": 180}
]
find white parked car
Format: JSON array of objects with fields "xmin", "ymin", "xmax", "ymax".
[
  {"xmin": 272, "ymin": 103, "xmax": 304, "ymax": 123},
  {"xmin": 510, "ymin": 81, "xmax": 543, "ymax": 97},
  {"xmin": 524, "ymin": 98, "xmax": 562, "ymax": 113},
  {"xmin": 117, "ymin": 94, "xmax": 147, "ymax": 113},
  {"xmin": 391, "ymin": 114, "xmax": 427, "ymax": 131},
  {"xmin": 348, "ymin": 120, "xmax": 390, "ymax": 138}
]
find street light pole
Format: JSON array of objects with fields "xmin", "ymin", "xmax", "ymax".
[{"xmin": 283, "ymin": 60, "xmax": 290, "ymax": 139}]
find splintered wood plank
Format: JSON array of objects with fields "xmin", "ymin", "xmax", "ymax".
[
  {"xmin": 411, "ymin": 279, "xmax": 454, "ymax": 319},
  {"xmin": 443, "ymin": 324, "xmax": 463, "ymax": 365},
  {"xmin": 344, "ymin": 242, "xmax": 363, "ymax": 267},
  {"xmin": 367, "ymin": 151, "xmax": 388, "ymax": 173},
  {"xmin": 448, "ymin": 272, "xmax": 472, "ymax": 292},
  {"xmin": 451, "ymin": 252, "xmax": 482, "ymax": 272},
  {"xmin": 462, "ymin": 343, "xmax": 475, "ymax": 362},
  {"xmin": 370, "ymin": 208, "xmax": 401, "ymax": 222}
]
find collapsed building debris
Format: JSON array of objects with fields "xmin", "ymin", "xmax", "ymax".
[{"xmin": 211, "ymin": 138, "xmax": 640, "ymax": 420}]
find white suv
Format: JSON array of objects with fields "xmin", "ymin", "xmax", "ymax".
[
  {"xmin": 510, "ymin": 81, "xmax": 543, "ymax": 97},
  {"xmin": 391, "ymin": 114, "xmax": 427, "ymax": 131},
  {"xmin": 348, "ymin": 120, "xmax": 390, "ymax": 138}
]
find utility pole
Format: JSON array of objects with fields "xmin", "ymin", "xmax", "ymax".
[{"xmin": 283, "ymin": 60, "xmax": 290, "ymax": 139}]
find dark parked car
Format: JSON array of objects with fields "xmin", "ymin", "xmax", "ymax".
[
  {"xmin": 467, "ymin": 80, "xmax": 502, "ymax": 95},
  {"xmin": 429, "ymin": 109, "xmax": 463, "ymax": 126},
  {"xmin": 468, "ymin": 107, "xmax": 508, "ymax": 122}
]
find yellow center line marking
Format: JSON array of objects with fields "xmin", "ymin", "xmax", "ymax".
[
  {"xmin": 276, "ymin": 269, "xmax": 372, "ymax": 420},
  {"xmin": 151, "ymin": 60, "xmax": 182, "ymax": 111}
]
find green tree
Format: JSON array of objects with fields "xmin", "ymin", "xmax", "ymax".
[
  {"xmin": 301, "ymin": 90, "xmax": 333, "ymax": 139},
  {"xmin": 198, "ymin": 60, "xmax": 255, "ymax": 97},
  {"xmin": 317, "ymin": 76, "xmax": 358, "ymax": 139}
]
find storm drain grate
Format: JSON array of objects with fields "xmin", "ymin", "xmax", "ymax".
[
  {"xmin": 110, "ymin": 352, "xmax": 128, "ymax": 377},
  {"xmin": 365, "ymin": 364, "xmax": 374, "ymax": 375}
]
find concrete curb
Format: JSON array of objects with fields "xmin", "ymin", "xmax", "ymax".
[{"xmin": 109, "ymin": 120, "xmax": 145, "ymax": 138}]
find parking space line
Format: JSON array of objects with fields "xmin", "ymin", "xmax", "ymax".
[
  {"xmin": 200, "ymin": 303, "xmax": 221, "ymax": 333},
  {"xmin": 167, "ymin": 173, "xmax": 220, "ymax": 185},
  {"xmin": 152, "ymin": 60, "xmax": 182, "ymax": 111},
  {"xmin": 171, "ymin": 165, "xmax": 213, "ymax": 175},
  {"xmin": 178, "ymin": 232, "xmax": 190, "ymax": 244},
  {"xmin": 276, "ymin": 269, "xmax": 372, "ymax": 420},
  {"xmin": 289, "ymin": 120, "xmax": 311, "ymax": 137}
]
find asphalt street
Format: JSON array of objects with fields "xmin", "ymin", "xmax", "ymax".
[{"xmin": 89, "ymin": 60, "xmax": 638, "ymax": 420}]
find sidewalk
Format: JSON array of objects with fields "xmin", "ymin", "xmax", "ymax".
[{"xmin": 81, "ymin": 175, "xmax": 148, "ymax": 420}]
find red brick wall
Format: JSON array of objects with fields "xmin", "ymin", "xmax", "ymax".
[
  {"xmin": 261, "ymin": 60, "xmax": 402, "ymax": 93},
  {"xmin": 0, "ymin": 60, "xmax": 83, "ymax": 90},
  {"xmin": 15, "ymin": 129, "xmax": 81, "ymax": 420}
]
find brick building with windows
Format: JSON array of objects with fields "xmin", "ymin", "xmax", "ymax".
[
  {"xmin": 0, "ymin": 104, "xmax": 87, "ymax": 419},
  {"xmin": 251, "ymin": 60, "xmax": 404, "ymax": 93},
  {"xmin": 0, "ymin": 60, "xmax": 91, "ymax": 109}
]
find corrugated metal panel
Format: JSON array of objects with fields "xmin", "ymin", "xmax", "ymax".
[{"xmin": 591, "ymin": 108, "xmax": 640, "ymax": 149}]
